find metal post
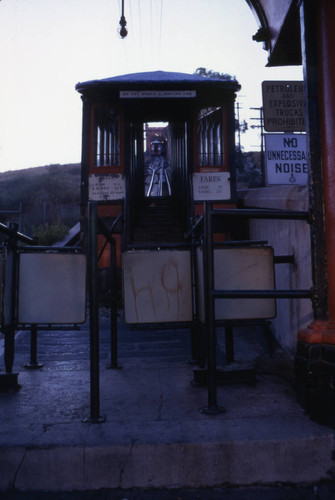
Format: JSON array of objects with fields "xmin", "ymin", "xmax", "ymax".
[
  {"xmin": 25, "ymin": 324, "xmax": 43, "ymax": 369},
  {"xmin": 84, "ymin": 202, "xmax": 105, "ymax": 423},
  {"xmin": 299, "ymin": 0, "xmax": 327, "ymax": 320},
  {"xmin": 0, "ymin": 223, "xmax": 20, "ymax": 391},
  {"xmin": 189, "ymin": 227, "xmax": 200, "ymax": 363},
  {"xmin": 200, "ymin": 202, "xmax": 225, "ymax": 414},
  {"xmin": 107, "ymin": 238, "xmax": 121, "ymax": 369},
  {"xmin": 225, "ymin": 323, "xmax": 235, "ymax": 364},
  {"xmin": 4, "ymin": 223, "xmax": 18, "ymax": 374}
]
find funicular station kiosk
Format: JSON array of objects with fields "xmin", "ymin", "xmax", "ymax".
[
  {"xmin": 75, "ymin": 71, "xmax": 238, "ymax": 242},
  {"xmin": 76, "ymin": 71, "xmax": 280, "ymax": 406},
  {"xmin": 76, "ymin": 71, "xmax": 241, "ymax": 322}
]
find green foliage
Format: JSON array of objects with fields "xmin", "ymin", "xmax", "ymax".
[
  {"xmin": 236, "ymin": 151, "xmax": 263, "ymax": 189},
  {"xmin": 194, "ymin": 67, "xmax": 241, "ymax": 90},
  {"xmin": 33, "ymin": 220, "xmax": 69, "ymax": 246},
  {"xmin": 238, "ymin": 119, "xmax": 248, "ymax": 133},
  {"xmin": 195, "ymin": 67, "xmax": 244, "ymax": 134},
  {"xmin": 0, "ymin": 163, "xmax": 81, "ymax": 237}
]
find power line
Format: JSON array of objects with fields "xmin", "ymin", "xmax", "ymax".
[
  {"xmin": 158, "ymin": 0, "xmax": 163, "ymax": 61},
  {"xmin": 137, "ymin": 0, "xmax": 144, "ymax": 66},
  {"xmin": 150, "ymin": 0, "xmax": 153, "ymax": 60}
]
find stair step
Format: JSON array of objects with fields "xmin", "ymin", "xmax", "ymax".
[{"xmin": 130, "ymin": 197, "xmax": 185, "ymax": 243}]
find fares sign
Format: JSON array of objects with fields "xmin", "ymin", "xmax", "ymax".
[
  {"xmin": 265, "ymin": 134, "xmax": 308, "ymax": 185},
  {"xmin": 262, "ymin": 81, "xmax": 305, "ymax": 132},
  {"xmin": 192, "ymin": 172, "xmax": 231, "ymax": 201}
]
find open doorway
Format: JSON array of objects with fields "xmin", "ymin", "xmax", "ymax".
[{"xmin": 143, "ymin": 122, "xmax": 170, "ymax": 197}]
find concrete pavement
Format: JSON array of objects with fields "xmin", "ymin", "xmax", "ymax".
[{"xmin": 0, "ymin": 311, "xmax": 334, "ymax": 491}]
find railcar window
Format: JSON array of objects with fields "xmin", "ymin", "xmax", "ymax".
[
  {"xmin": 197, "ymin": 107, "xmax": 224, "ymax": 167},
  {"xmin": 94, "ymin": 108, "xmax": 120, "ymax": 167}
]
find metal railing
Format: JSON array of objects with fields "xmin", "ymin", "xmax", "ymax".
[
  {"xmin": 0, "ymin": 223, "xmax": 36, "ymax": 389},
  {"xmin": 0, "ymin": 221, "xmax": 88, "ymax": 383},
  {"xmin": 201, "ymin": 202, "xmax": 312, "ymax": 414}
]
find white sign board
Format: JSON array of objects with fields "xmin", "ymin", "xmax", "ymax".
[
  {"xmin": 265, "ymin": 134, "xmax": 308, "ymax": 185},
  {"xmin": 120, "ymin": 90, "xmax": 196, "ymax": 99},
  {"xmin": 197, "ymin": 247, "xmax": 276, "ymax": 321},
  {"xmin": 262, "ymin": 81, "xmax": 305, "ymax": 132},
  {"xmin": 123, "ymin": 250, "xmax": 192, "ymax": 324},
  {"xmin": 18, "ymin": 253, "xmax": 86, "ymax": 324},
  {"xmin": 89, "ymin": 174, "xmax": 125, "ymax": 201},
  {"xmin": 192, "ymin": 172, "xmax": 230, "ymax": 201}
]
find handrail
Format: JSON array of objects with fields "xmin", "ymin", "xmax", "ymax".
[
  {"xmin": 212, "ymin": 207, "xmax": 310, "ymax": 221},
  {"xmin": 0, "ymin": 222, "xmax": 35, "ymax": 245},
  {"xmin": 98, "ymin": 214, "xmax": 122, "ymax": 244},
  {"xmin": 19, "ymin": 245, "xmax": 83, "ymax": 253},
  {"xmin": 126, "ymin": 241, "xmax": 191, "ymax": 251},
  {"xmin": 146, "ymin": 165, "xmax": 158, "ymax": 197},
  {"xmin": 184, "ymin": 215, "xmax": 204, "ymax": 240},
  {"xmin": 213, "ymin": 289, "xmax": 313, "ymax": 299},
  {"xmin": 97, "ymin": 213, "xmax": 123, "ymax": 262}
]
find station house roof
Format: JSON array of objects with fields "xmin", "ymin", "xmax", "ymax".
[{"xmin": 75, "ymin": 70, "xmax": 240, "ymax": 94}]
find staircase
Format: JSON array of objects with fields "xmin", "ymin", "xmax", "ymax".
[{"xmin": 131, "ymin": 197, "xmax": 185, "ymax": 244}]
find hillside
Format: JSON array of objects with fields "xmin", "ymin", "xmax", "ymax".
[
  {"xmin": 0, "ymin": 152, "xmax": 262, "ymax": 243},
  {"xmin": 0, "ymin": 163, "xmax": 81, "ymax": 241}
]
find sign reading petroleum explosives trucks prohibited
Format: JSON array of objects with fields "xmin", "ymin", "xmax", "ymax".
[
  {"xmin": 262, "ymin": 81, "xmax": 306, "ymax": 132},
  {"xmin": 265, "ymin": 134, "xmax": 308, "ymax": 185}
]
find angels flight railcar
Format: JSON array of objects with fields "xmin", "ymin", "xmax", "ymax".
[{"xmin": 76, "ymin": 70, "xmax": 240, "ymax": 252}]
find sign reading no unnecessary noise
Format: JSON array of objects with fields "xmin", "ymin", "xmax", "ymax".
[{"xmin": 265, "ymin": 134, "xmax": 308, "ymax": 185}]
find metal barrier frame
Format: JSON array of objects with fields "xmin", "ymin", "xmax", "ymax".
[
  {"xmin": 0, "ymin": 222, "xmax": 85, "ymax": 390},
  {"xmin": 201, "ymin": 202, "xmax": 312, "ymax": 414}
]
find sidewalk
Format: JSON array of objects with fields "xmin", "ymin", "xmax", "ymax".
[{"xmin": 0, "ymin": 311, "xmax": 334, "ymax": 491}]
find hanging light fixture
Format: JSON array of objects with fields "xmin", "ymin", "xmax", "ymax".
[{"xmin": 118, "ymin": 0, "xmax": 128, "ymax": 38}]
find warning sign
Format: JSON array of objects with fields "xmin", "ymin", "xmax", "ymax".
[
  {"xmin": 265, "ymin": 134, "xmax": 308, "ymax": 185},
  {"xmin": 262, "ymin": 81, "xmax": 305, "ymax": 132}
]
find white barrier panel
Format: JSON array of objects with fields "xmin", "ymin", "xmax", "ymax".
[
  {"xmin": 123, "ymin": 250, "xmax": 192, "ymax": 324},
  {"xmin": 18, "ymin": 253, "xmax": 86, "ymax": 324},
  {"xmin": 197, "ymin": 246, "xmax": 276, "ymax": 321}
]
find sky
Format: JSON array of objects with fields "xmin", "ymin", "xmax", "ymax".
[{"xmin": 0, "ymin": 0, "xmax": 303, "ymax": 173}]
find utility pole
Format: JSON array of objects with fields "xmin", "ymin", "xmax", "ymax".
[
  {"xmin": 236, "ymin": 102, "xmax": 242, "ymax": 152},
  {"xmin": 250, "ymin": 107, "xmax": 265, "ymax": 185}
]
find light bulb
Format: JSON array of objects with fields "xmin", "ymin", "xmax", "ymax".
[{"xmin": 118, "ymin": 16, "xmax": 128, "ymax": 39}]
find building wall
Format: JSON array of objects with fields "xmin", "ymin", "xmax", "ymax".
[{"xmin": 238, "ymin": 185, "xmax": 313, "ymax": 354}]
